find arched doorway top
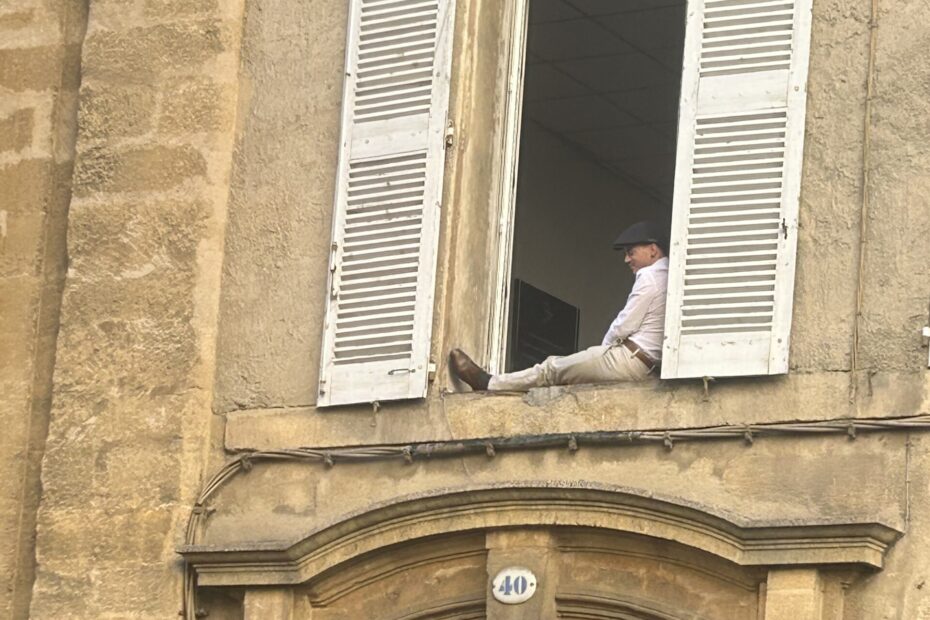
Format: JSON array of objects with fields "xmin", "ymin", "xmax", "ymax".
[{"xmin": 179, "ymin": 481, "xmax": 900, "ymax": 587}]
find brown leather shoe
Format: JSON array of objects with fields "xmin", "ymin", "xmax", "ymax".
[{"xmin": 449, "ymin": 348, "xmax": 491, "ymax": 391}]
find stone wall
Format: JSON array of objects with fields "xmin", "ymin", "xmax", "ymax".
[
  {"xmin": 2, "ymin": 0, "xmax": 930, "ymax": 617},
  {"xmin": 26, "ymin": 0, "xmax": 246, "ymax": 617},
  {"xmin": 0, "ymin": 1, "xmax": 86, "ymax": 616}
]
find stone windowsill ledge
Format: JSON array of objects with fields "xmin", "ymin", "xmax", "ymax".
[{"xmin": 224, "ymin": 370, "xmax": 930, "ymax": 451}]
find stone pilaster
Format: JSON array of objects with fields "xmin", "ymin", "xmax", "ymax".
[
  {"xmin": 0, "ymin": 1, "xmax": 87, "ymax": 617},
  {"xmin": 28, "ymin": 0, "xmax": 245, "ymax": 616}
]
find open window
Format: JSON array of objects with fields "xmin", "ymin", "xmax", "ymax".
[
  {"xmin": 499, "ymin": 0, "xmax": 686, "ymax": 372},
  {"xmin": 490, "ymin": 0, "xmax": 813, "ymax": 380},
  {"xmin": 318, "ymin": 0, "xmax": 814, "ymax": 406}
]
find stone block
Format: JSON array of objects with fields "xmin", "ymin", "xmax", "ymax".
[
  {"xmin": 81, "ymin": 562, "xmax": 180, "ymax": 617},
  {"xmin": 0, "ymin": 505, "xmax": 21, "ymax": 611},
  {"xmin": 0, "ymin": 411, "xmax": 29, "ymax": 473},
  {"xmin": 0, "ymin": 44, "xmax": 81, "ymax": 92},
  {"xmin": 33, "ymin": 510, "xmax": 178, "ymax": 615},
  {"xmin": 52, "ymin": 275, "xmax": 201, "ymax": 396},
  {"xmin": 158, "ymin": 78, "xmax": 232, "ymax": 135},
  {"xmin": 78, "ymin": 83, "xmax": 156, "ymax": 140},
  {"xmin": 82, "ymin": 22, "xmax": 229, "ymax": 84},
  {"xmin": 243, "ymin": 588, "xmax": 294, "ymax": 620},
  {"xmin": 0, "ymin": 159, "xmax": 68, "ymax": 214},
  {"xmin": 96, "ymin": 440, "xmax": 182, "ymax": 508},
  {"xmin": 0, "ymin": 276, "xmax": 39, "ymax": 373},
  {"xmin": 765, "ymin": 569, "xmax": 824, "ymax": 620},
  {"xmin": 0, "ymin": 108, "xmax": 35, "ymax": 153},
  {"xmin": 73, "ymin": 144, "xmax": 207, "ymax": 195},
  {"xmin": 0, "ymin": 208, "xmax": 45, "ymax": 277},
  {"xmin": 50, "ymin": 188, "xmax": 208, "ymax": 396},
  {"xmin": 28, "ymin": 568, "xmax": 94, "ymax": 619},
  {"xmin": 67, "ymin": 199, "xmax": 206, "ymax": 278},
  {"xmin": 144, "ymin": 0, "xmax": 219, "ymax": 18},
  {"xmin": 0, "ymin": 158, "xmax": 46, "ymax": 213},
  {"xmin": 0, "ymin": 452, "xmax": 42, "ymax": 516},
  {"xmin": 0, "ymin": 10, "xmax": 36, "ymax": 30},
  {"xmin": 90, "ymin": 508, "xmax": 175, "ymax": 560}
]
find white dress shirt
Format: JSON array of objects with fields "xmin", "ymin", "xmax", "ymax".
[{"xmin": 600, "ymin": 257, "xmax": 669, "ymax": 360}]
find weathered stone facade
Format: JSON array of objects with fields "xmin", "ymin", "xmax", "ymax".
[{"xmin": 2, "ymin": 0, "xmax": 930, "ymax": 618}]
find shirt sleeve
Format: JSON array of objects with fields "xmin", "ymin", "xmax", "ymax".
[{"xmin": 601, "ymin": 271, "xmax": 658, "ymax": 346}]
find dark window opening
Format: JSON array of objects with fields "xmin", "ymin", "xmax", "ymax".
[{"xmin": 506, "ymin": 0, "xmax": 687, "ymax": 371}]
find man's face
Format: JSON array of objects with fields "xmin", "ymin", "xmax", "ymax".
[{"xmin": 623, "ymin": 243, "xmax": 661, "ymax": 274}]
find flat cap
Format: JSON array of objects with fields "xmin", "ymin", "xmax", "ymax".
[{"xmin": 612, "ymin": 220, "xmax": 668, "ymax": 252}]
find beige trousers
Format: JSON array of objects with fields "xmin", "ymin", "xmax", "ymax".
[{"xmin": 488, "ymin": 344, "xmax": 652, "ymax": 391}]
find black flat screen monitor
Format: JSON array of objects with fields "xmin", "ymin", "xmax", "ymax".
[{"xmin": 508, "ymin": 279, "xmax": 580, "ymax": 372}]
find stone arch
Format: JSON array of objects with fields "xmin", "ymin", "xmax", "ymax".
[
  {"xmin": 180, "ymin": 483, "xmax": 899, "ymax": 618},
  {"xmin": 182, "ymin": 482, "xmax": 898, "ymax": 587}
]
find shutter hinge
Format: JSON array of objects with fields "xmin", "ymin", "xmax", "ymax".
[
  {"xmin": 428, "ymin": 361, "xmax": 437, "ymax": 382},
  {"xmin": 781, "ymin": 218, "xmax": 788, "ymax": 238},
  {"xmin": 330, "ymin": 242, "xmax": 339, "ymax": 299},
  {"xmin": 444, "ymin": 120, "xmax": 455, "ymax": 149}
]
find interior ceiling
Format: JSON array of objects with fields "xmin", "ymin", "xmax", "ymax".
[{"xmin": 523, "ymin": 0, "xmax": 687, "ymax": 204}]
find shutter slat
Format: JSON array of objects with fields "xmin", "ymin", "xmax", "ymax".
[
  {"xmin": 684, "ymin": 290, "xmax": 776, "ymax": 301},
  {"xmin": 345, "ymin": 223, "xmax": 422, "ymax": 242},
  {"xmin": 681, "ymin": 322, "xmax": 773, "ymax": 334},
  {"xmin": 342, "ymin": 242, "xmax": 421, "ymax": 263},
  {"xmin": 685, "ymin": 258, "xmax": 778, "ymax": 270},
  {"xmin": 688, "ymin": 218, "xmax": 781, "ymax": 229},
  {"xmin": 702, "ymin": 42, "xmax": 791, "ymax": 57},
  {"xmin": 682, "ymin": 281, "xmax": 776, "ymax": 292},
  {"xmin": 339, "ymin": 269, "xmax": 420, "ymax": 287},
  {"xmin": 345, "ymin": 215, "xmax": 421, "ymax": 232},
  {"xmin": 346, "ymin": 203, "xmax": 423, "ymax": 218},
  {"xmin": 663, "ymin": 0, "xmax": 811, "ymax": 379},
  {"xmin": 336, "ymin": 323, "xmax": 415, "ymax": 340},
  {"xmin": 701, "ymin": 50, "xmax": 791, "ymax": 65},
  {"xmin": 338, "ymin": 281, "xmax": 419, "ymax": 299},
  {"xmin": 705, "ymin": 1, "xmax": 794, "ymax": 17},
  {"xmin": 363, "ymin": 0, "xmax": 437, "ymax": 17},
  {"xmin": 332, "ymin": 350, "xmax": 412, "ymax": 365},
  {"xmin": 684, "ymin": 301, "xmax": 776, "ymax": 311},
  {"xmin": 341, "ymin": 261, "xmax": 421, "ymax": 281},
  {"xmin": 359, "ymin": 29, "xmax": 436, "ymax": 52},
  {"xmin": 337, "ymin": 308, "xmax": 416, "ymax": 324},
  {"xmin": 337, "ymin": 297, "xmax": 415, "ymax": 315},
  {"xmin": 338, "ymin": 285, "xmax": 418, "ymax": 304},
  {"xmin": 684, "ymin": 249, "xmax": 778, "ymax": 260},
  {"xmin": 694, "ymin": 158, "xmax": 785, "ymax": 169},
  {"xmin": 690, "ymin": 210, "xmax": 782, "ymax": 222}
]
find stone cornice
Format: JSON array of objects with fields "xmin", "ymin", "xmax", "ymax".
[{"xmin": 178, "ymin": 482, "xmax": 901, "ymax": 586}]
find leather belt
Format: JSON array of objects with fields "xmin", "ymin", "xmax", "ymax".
[{"xmin": 621, "ymin": 339, "xmax": 659, "ymax": 373}]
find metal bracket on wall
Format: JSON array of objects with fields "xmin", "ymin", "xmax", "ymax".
[{"xmin": 922, "ymin": 326, "xmax": 930, "ymax": 368}]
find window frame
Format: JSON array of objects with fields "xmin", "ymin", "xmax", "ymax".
[
  {"xmin": 485, "ymin": 0, "xmax": 812, "ymax": 378},
  {"xmin": 484, "ymin": 0, "xmax": 531, "ymax": 375}
]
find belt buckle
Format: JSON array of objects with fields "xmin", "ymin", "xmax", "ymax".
[{"xmin": 626, "ymin": 340, "xmax": 656, "ymax": 374}]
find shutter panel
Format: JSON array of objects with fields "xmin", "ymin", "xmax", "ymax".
[
  {"xmin": 318, "ymin": 0, "xmax": 455, "ymax": 406},
  {"xmin": 662, "ymin": 0, "xmax": 813, "ymax": 379}
]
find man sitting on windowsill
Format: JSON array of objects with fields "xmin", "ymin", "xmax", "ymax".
[{"xmin": 449, "ymin": 220, "xmax": 669, "ymax": 391}]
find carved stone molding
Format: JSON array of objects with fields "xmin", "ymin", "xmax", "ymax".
[{"xmin": 179, "ymin": 482, "xmax": 901, "ymax": 587}]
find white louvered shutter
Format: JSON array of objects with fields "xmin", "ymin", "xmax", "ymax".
[
  {"xmin": 318, "ymin": 0, "xmax": 455, "ymax": 406},
  {"xmin": 662, "ymin": 0, "xmax": 813, "ymax": 379}
]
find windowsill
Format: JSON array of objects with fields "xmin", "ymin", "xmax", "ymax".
[{"xmin": 223, "ymin": 370, "xmax": 929, "ymax": 452}]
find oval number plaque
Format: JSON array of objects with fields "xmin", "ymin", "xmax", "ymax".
[{"xmin": 491, "ymin": 567, "xmax": 537, "ymax": 604}]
